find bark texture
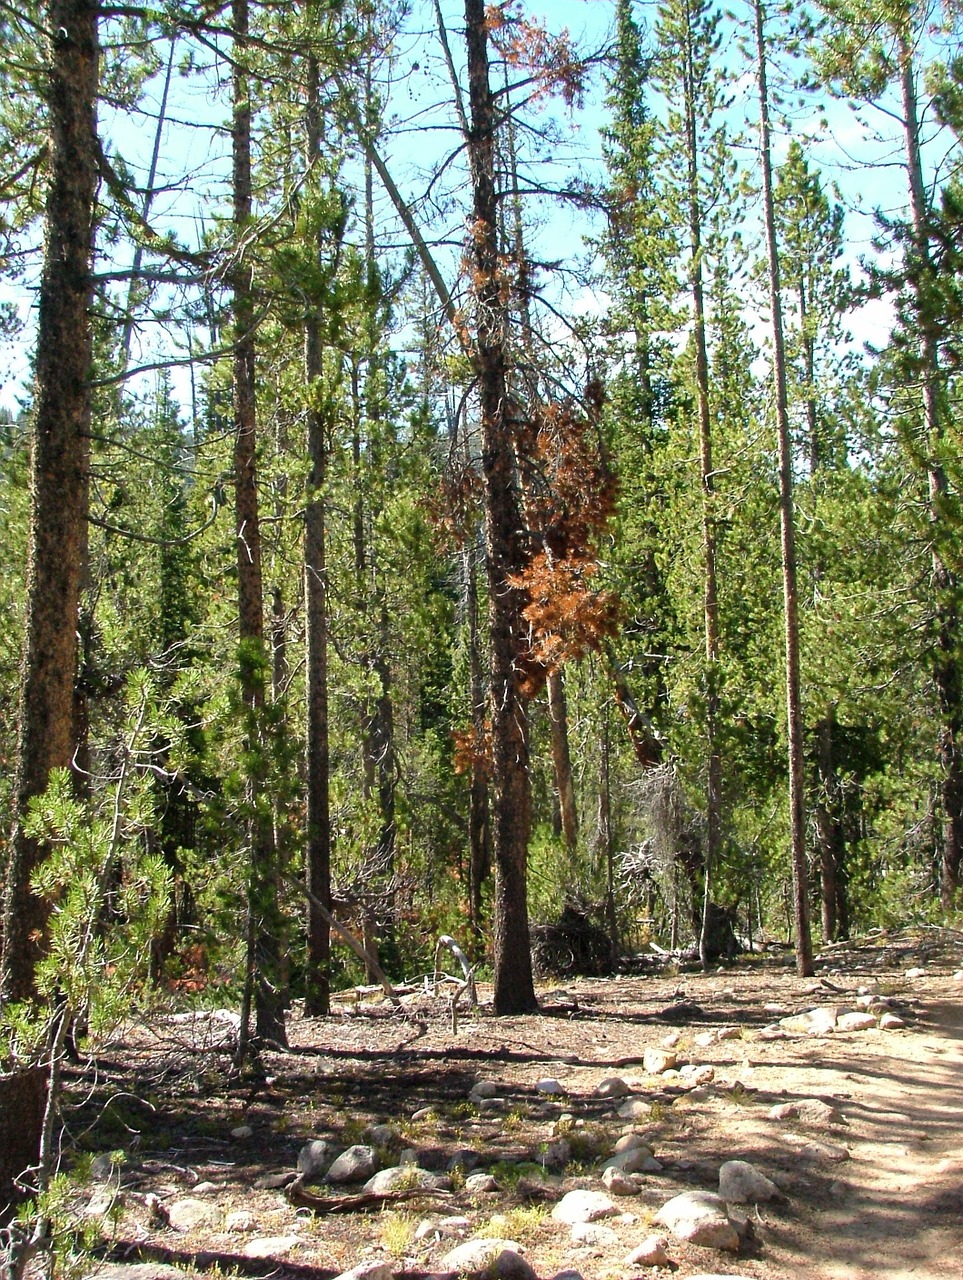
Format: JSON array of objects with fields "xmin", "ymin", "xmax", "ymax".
[{"xmin": 0, "ymin": 0, "xmax": 98, "ymax": 1004}]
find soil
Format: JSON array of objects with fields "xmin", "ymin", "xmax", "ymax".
[{"xmin": 69, "ymin": 927, "xmax": 963, "ymax": 1280}]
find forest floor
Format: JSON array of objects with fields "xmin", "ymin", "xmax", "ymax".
[{"xmin": 73, "ymin": 926, "xmax": 963, "ymax": 1280}]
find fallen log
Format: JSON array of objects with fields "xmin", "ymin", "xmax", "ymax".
[{"xmin": 284, "ymin": 1177, "xmax": 454, "ymax": 1215}]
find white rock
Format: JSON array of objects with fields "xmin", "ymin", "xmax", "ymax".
[
  {"xmin": 614, "ymin": 1133, "xmax": 652, "ymax": 1154},
  {"xmin": 411, "ymin": 1107, "xmax": 434, "ymax": 1122},
  {"xmin": 653, "ymin": 1191, "xmax": 740, "ymax": 1252},
  {"xmin": 600, "ymin": 1167, "xmax": 640, "ymax": 1196},
  {"xmin": 326, "ymin": 1144, "xmax": 377, "ymax": 1184},
  {"xmin": 602, "ymin": 1147, "xmax": 653, "ymax": 1175},
  {"xmin": 694, "ymin": 1032, "xmax": 716, "ymax": 1048},
  {"xmin": 836, "ymin": 1012, "xmax": 877, "ymax": 1033},
  {"xmin": 661, "ymin": 1031, "xmax": 682, "ymax": 1048},
  {"xmin": 168, "ymin": 1198, "xmax": 213, "ymax": 1232},
  {"xmin": 230, "ymin": 1125, "xmax": 254, "ymax": 1139},
  {"xmin": 536, "ymin": 1078, "xmax": 566, "ymax": 1095},
  {"xmin": 415, "ymin": 1215, "xmax": 471, "ymax": 1241},
  {"xmin": 224, "ymin": 1210, "xmax": 256, "ymax": 1233},
  {"xmin": 363, "ymin": 1166, "xmax": 443, "ymax": 1194},
  {"xmin": 192, "ymin": 1182, "xmax": 217, "ymax": 1195},
  {"xmin": 718, "ymin": 1159, "xmax": 782, "ymax": 1203},
  {"xmin": 717, "ymin": 1026, "xmax": 741, "ymax": 1041},
  {"xmin": 442, "ymin": 1239, "xmax": 535, "ymax": 1280},
  {"xmin": 470, "ymin": 1080, "xmax": 498, "ymax": 1099},
  {"xmin": 625, "ymin": 1235, "xmax": 670, "ymax": 1267},
  {"xmin": 298, "ymin": 1139, "xmax": 336, "ymax": 1181},
  {"xmin": 465, "ymin": 1173, "xmax": 498, "ymax": 1194},
  {"xmin": 551, "ymin": 1190, "xmax": 618, "ymax": 1225},
  {"xmin": 879, "ymin": 1013, "xmax": 905, "ymax": 1030},
  {"xmin": 333, "ymin": 1264, "xmax": 395, "ymax": 1280},
  {"xmin": 905, "ymin": 967, "xmax": 926, "ymax": 978},
  {"xmin": 242, "ymin": 1236, "xmax": 301, "ymax": 1258},
  {"xmin": 594, "ymin": 1077, "xmax": 631, "ymax": 1099},
  {"xmin": 681, "ymin": 1065, "xmax": 715, "ymax": 1086},
  {"xmin": 953, "ymin": 970, "xmax": 963, "ymax": 981},
  {"xmin": 643, "ymin": 1048, "xmax": 677, "ymax": 1074},
  {"xmin": 571, "ymin": 1223, "xmax": 619, "ymax": 1247},
  {"xmin": 617, "ymin": 1099, "xmax": 653, "ymax": 1121}
]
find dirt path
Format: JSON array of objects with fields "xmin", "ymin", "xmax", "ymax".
[{"xmin": 78, "ymin": 933, "xmax": 963, "ymax": 1280}]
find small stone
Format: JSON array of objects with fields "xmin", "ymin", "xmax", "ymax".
[
  {"xmin": 643, "ymin": 1048, "xmax": 677, "ymax": 1075},
  {"xmin": 571, "ymin": 1223, "xmax": 618, "ymax": 1247},
  {"xmin": 399, "ymin": 1148, "xmax": 419, "ymax": 1166},
  {"xmin": 717, "ymin": 1026, "xmax": 741, "ymax": 1041},
  {"xmin": 653, "ymin": 1191, "xmax": 740, "ymax": 1252},
  {"xmin": 465, "ymin": 1172, "xmax": 498, "ymax": 1194},
  {"xmin": 905, "ymin": 966, "xmax": 926, "ymax": 978},
  {"xmin": 168, "ymin": 1198, "xmax": 213, "ymax": 1232},
  {"xmin": 880, "ymin": 1013, "xmax": 906, "ymax": 1030},
  {"xmin": 470, "ymin": 1080, "xmax": 498, "ymax": 1100},
  {"xmin": 192, "ymin": 1182, "xmax": 217, "ymax": 1195},
  {"xmin": 230, "ymin": 1125, "xmax": 254, "ymax": 1139},
  {"xmin": 680, "ymin": 1064, "xmax": 715, "ymax": 1086},
  {"xmin": 718, "ymin": 1159, "xmax": 782, "ymax": 1203},
  {"xmin": 441, "ymin": 1239, "xmax": 532, "ymax": 1280},
  {"xmin": 614, "ymin": 1133, "xmax": 651, "ymax": 1154},
  {"xmin": 600, "ymin": 1167, "xmax": 640, "ymax": 1196},
  {"xmin": 694, "ymin": 1032, "xmax": 716, "ymax": 1048},
  {"xmin": 617, "ymin": 1099, "xmax": 653, "ymax": 1121},
  {"xmin": 90, "ymin": 1154, "xmax": 116, "ymax": 1182},
  {"xmin": 326, "ymin": 1144, "xmax": 377, "ymax": 1184},
  {"xmin": 85, "ymin": 1189, "xmax": 119, "ymax": 1218},
  {"xmin": 363, "ymin": 1166, "xmax": 445, "ymax": 1194},
  {"xmin": 365, "ymin": 1124, "xmax": 397, "ymax": 1146},
  {"xmin": 602, "ymin": 1147, "xmax": 654, "ymax": 1175},
  {"xmin": 836, "ymin": 1011, "xmax": 877, "ymax": 1032},
  {"xmin": 224, "ymin": 1210, "xmax": 255, "ymax": 1233},
  {"xmin": 254, "ymin": 1171, "xmax": 297, "ymax": 1190},
  {"xmin": 448, "ymin": 1149, "xmax": 482, "ymax": 1174},
  {"xmin": 594, "ymin": 1077, "xmax": 631, "ymax": 1099},
  {"xmin": 297, "ymin": 1139, "xmax": 336, "ymax": 1182},
  {"xmin": 242, "ymin": 1236, "xmax": 301, "ymax": 1259},
  {"xmin": 661, "ymin": 1031, "xmax": 682, "ymax": 1048},
  {"xmin": 542, "ymin": 1139, "xmax": 572, "ymax": 1170},
  {"xmin": 415, "ymin": 1215, "xmax": 471, "ymax": 1241},
  {"xmin": 333, "ymin": 1264, "xmax": 394, "ymax": 1280},
  {"xmin": 625, "ymin": 1235, "xmax": 670, "ymax": 1267},
  {"xmin": 411, "ymin": 1107, "xmax": 434, "ymax": 1122},
  {"xmin": 953, "ymin": 970, "xmax": 963, "ymax": 981},
  {"xmin": 536, "ymin": 1078, "xmax": 566, "ymax": 1095},
  {"xmin": 551, "ymin": 1189, "xmax": 618, "ymax": 1224},
  {"xmin": 553, "ymin": 1113, "xmax": 575, "ymax": 1135}
]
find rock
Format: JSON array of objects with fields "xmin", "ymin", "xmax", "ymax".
[
  {"xmin": 718, "ymin": 1159, "xmax": 782, "ymax": 1203},
  {"xmin": 625, "ymin": 1235, "xmax": 671, "ymax": 1267},
  {"xmin": 85, "ymin": 1189, "xmax": 120, "ymax": 1218},
  {"xmin": 953, "ymin": 970, "xmax": 963, "ymax": 981},
  {"xmin": 297, "ymin": 1139, "xmax": 336, "ymax": 1181},
  {"xmin": 602, "ymin": 1147, "xmax": 654, "ymax": 1175},
  {"xmin": 880, "ymin": 1013, "xmax": 905, "ymax": 1030},
  {"xmin": 905, "ymin": 966, "xmax": 926, "ymax": 978},
  {"xmin": 614, "ymin": 1133, "xmax": 651, "ymax": 1154},
  {"xmin": 242, "ymin": 1237, "xmax": 301, "ymax": 1259},
  {"xmin": 783, "ymin": 1135, "xmax": 850, "ymax": 1162},
  {"xmin": 617, "ymin": 1099, "xmax": 653, "ymax": 1121},
  {"xmin": 441, "ymin": 1239, "xmax": 532, "ymax": 1280},
  {"xmin": 600, "ymin": 1167, "xmax": 640, "ymax": 1196},
  {"xmin": 333, "ymin": 1265, "xmax": 394, "ymax": 1280},
  {"xmin": 399, "ymin": 1148, "xmax": 419, "ymax": 1166},
  {"xmin": 326, "ymin": 1145, "xmax": 377, "ymax": 1184},
  {"xmin": 694, "ymin": 1032, "xmax": 716, "ymax": 1048},
  {"xmin": 415, "ymin": 1215, "xmax": 471, "ymax": 1241},
  {"xmin": 254, "ymin": 1171, "xmax": 297, "ymax": 1190},
  {"xmin": 549, "ymin": 1271, "xmax": 586, "ymax": 1280},
  {"xmin": 551, "ymin": 1189, "xmax": 618, "ymax": 1224},
  {"xmin": 571, "ymin": 1222, "xmax": 619, "ymax": 1247},
  {"xmin": 192, "ymin": 1182, "xmax": 217, "ymax": 1195},
  {"xmin": 717, "ymin": 1026, "xmax": 741, "ymax": 1041},
  {"xmin": 224, "ymin": 1210, "xmax": 256, "ymax": 1233},
  {"xmin": 836, "ymin": 1012, "xmax": 877, "ymax": 1033},
  {"xmin": 411, "ymin": 1107, "xmax": 434, "ymax": 1122},
  {"xmin": 168, "ymin": 1198, "xmax": 213, "ymax": 1232},
  {"xmin": 653, "ymin": 1191, "xmax": 740, "ymax": 1252},
  {"xmin": 643, "ymin": 1048, "xmax": 677, "ymax": 1075},
  {"xmin": 365, "ymin": 1124, "xmax": 397, "ymax": 1146},
  {"xmin": 465, "ymin": 1173, "xmax": 499, "ymax": 1194},
  {"xmin": 363, "ymin": 1166, "xmax": 446, "ymax": 1194},
  {"xmin": 681, "ymin": 1064, "xmax": 715, "ymax": 1086},
  {"xmin": 85, "ymin": 1267, "xmax": 184, "ymax": 1280},
  {"xmin": 542, "ymin": 1139, "xmax": 572, "ymax": 1170},
  {"xmin": 768, "ymin": 1098, "xmax": 844, "ymax": 1127},
  {"xmin": 470, "ymin": 1080, "xmax": 498, "ymax": 1100},
  {"xmin": 594, "ymin": 1077, "xmax": 631, "ymax": 1099},
  {"xmin": 536, "ymin": 1078, "xmax": 566, "ymax": 1095},
  {"xmin": 230, "ymin": 1124, "xmax": 254, "ymax": 1139},
  {"xmin": 448, "ymin": 1149, "xmax": 483, "ymax": 1174},
  {"xmin": 552, "ymin": 1113, "xmax": 575, "ymax": 1135},
  {"xmin": 90, "ymin": 1154, "xmax": 117, "ymax": 1182},
  {"xmin": 661, "ymin": 1031, "xmax": 682, "ymax": 1048}
]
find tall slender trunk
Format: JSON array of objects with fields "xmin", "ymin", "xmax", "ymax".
[
  {"xmin": 232, "ymin": 0, "xmax": 286, "ymax": 1052},
  {"xmin": 680, "ymin": 14, "xmax": 721, "ymax": 970},
  {"xmin": 755, "ymin": 0, "xmax": 813, "ymax": 975},
  {"xmin": 464, "ymin": 537, "xmax": 491, "ymax": 933},
  {"xmin": 898, "ymin": 37, "xmax": 963, "ymax": 906},
  {"xmin": 302, "ymin": 54, "xmax": 332, "ymax": 1018},
  {"xmin": 464, "ymin": 0, "xmax": 537, "ymax": 1014},
  {"xmin": 0, "ymin": 0, "xmax": 98, "ymax": 1005}
]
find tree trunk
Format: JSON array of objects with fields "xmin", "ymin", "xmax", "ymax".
[
  {"xmin": 897, "ymin": 40, "xmax": 963, "ymax": 907},
  {"xmin": 547, "ymin": 670, "xmax": 578, "ymax": 856},
  {"xmin": 464, "ymin": 539, "xmax": 491, "ymax": 935},
  {"xmin": 755, "ymin": 0, "xmax": 813, "ymax": 975},
  {"xmin": 232, "ymin": 0, "xmax": 286, "ymax": 1051},
  {"xmin": 0, "ymin": 0, "xmax": 98, "ymax": 1005},
  {"xmin": 302, "ymin": 54, "xmax": 332, "ymax": 1019},
  {"xmin": 464, "ymin": 0, "xmax": 537, "ymax": 1014}
]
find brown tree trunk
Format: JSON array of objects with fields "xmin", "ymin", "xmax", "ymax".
[
  {"xmin": 755, "ymin": 0, "xmax": 813, "ymax": 975},
  {"xmin": 302, "ymin": 55, "xmax": 332, "ymax": 1019},
  {"xmin": 464, "ymin": 539, "xmax": 491, "ymax": 935},
  {"xmin": 232, "ymin": 0, "xmax": 286, "ymax": 1052},
  {"xmin": 464, "ymin": 0, "xmax": 537, "ymax": 1014},
  {"xmin": 0, "ymin": 0, "xmax": 98, "ymax": 1006}
]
